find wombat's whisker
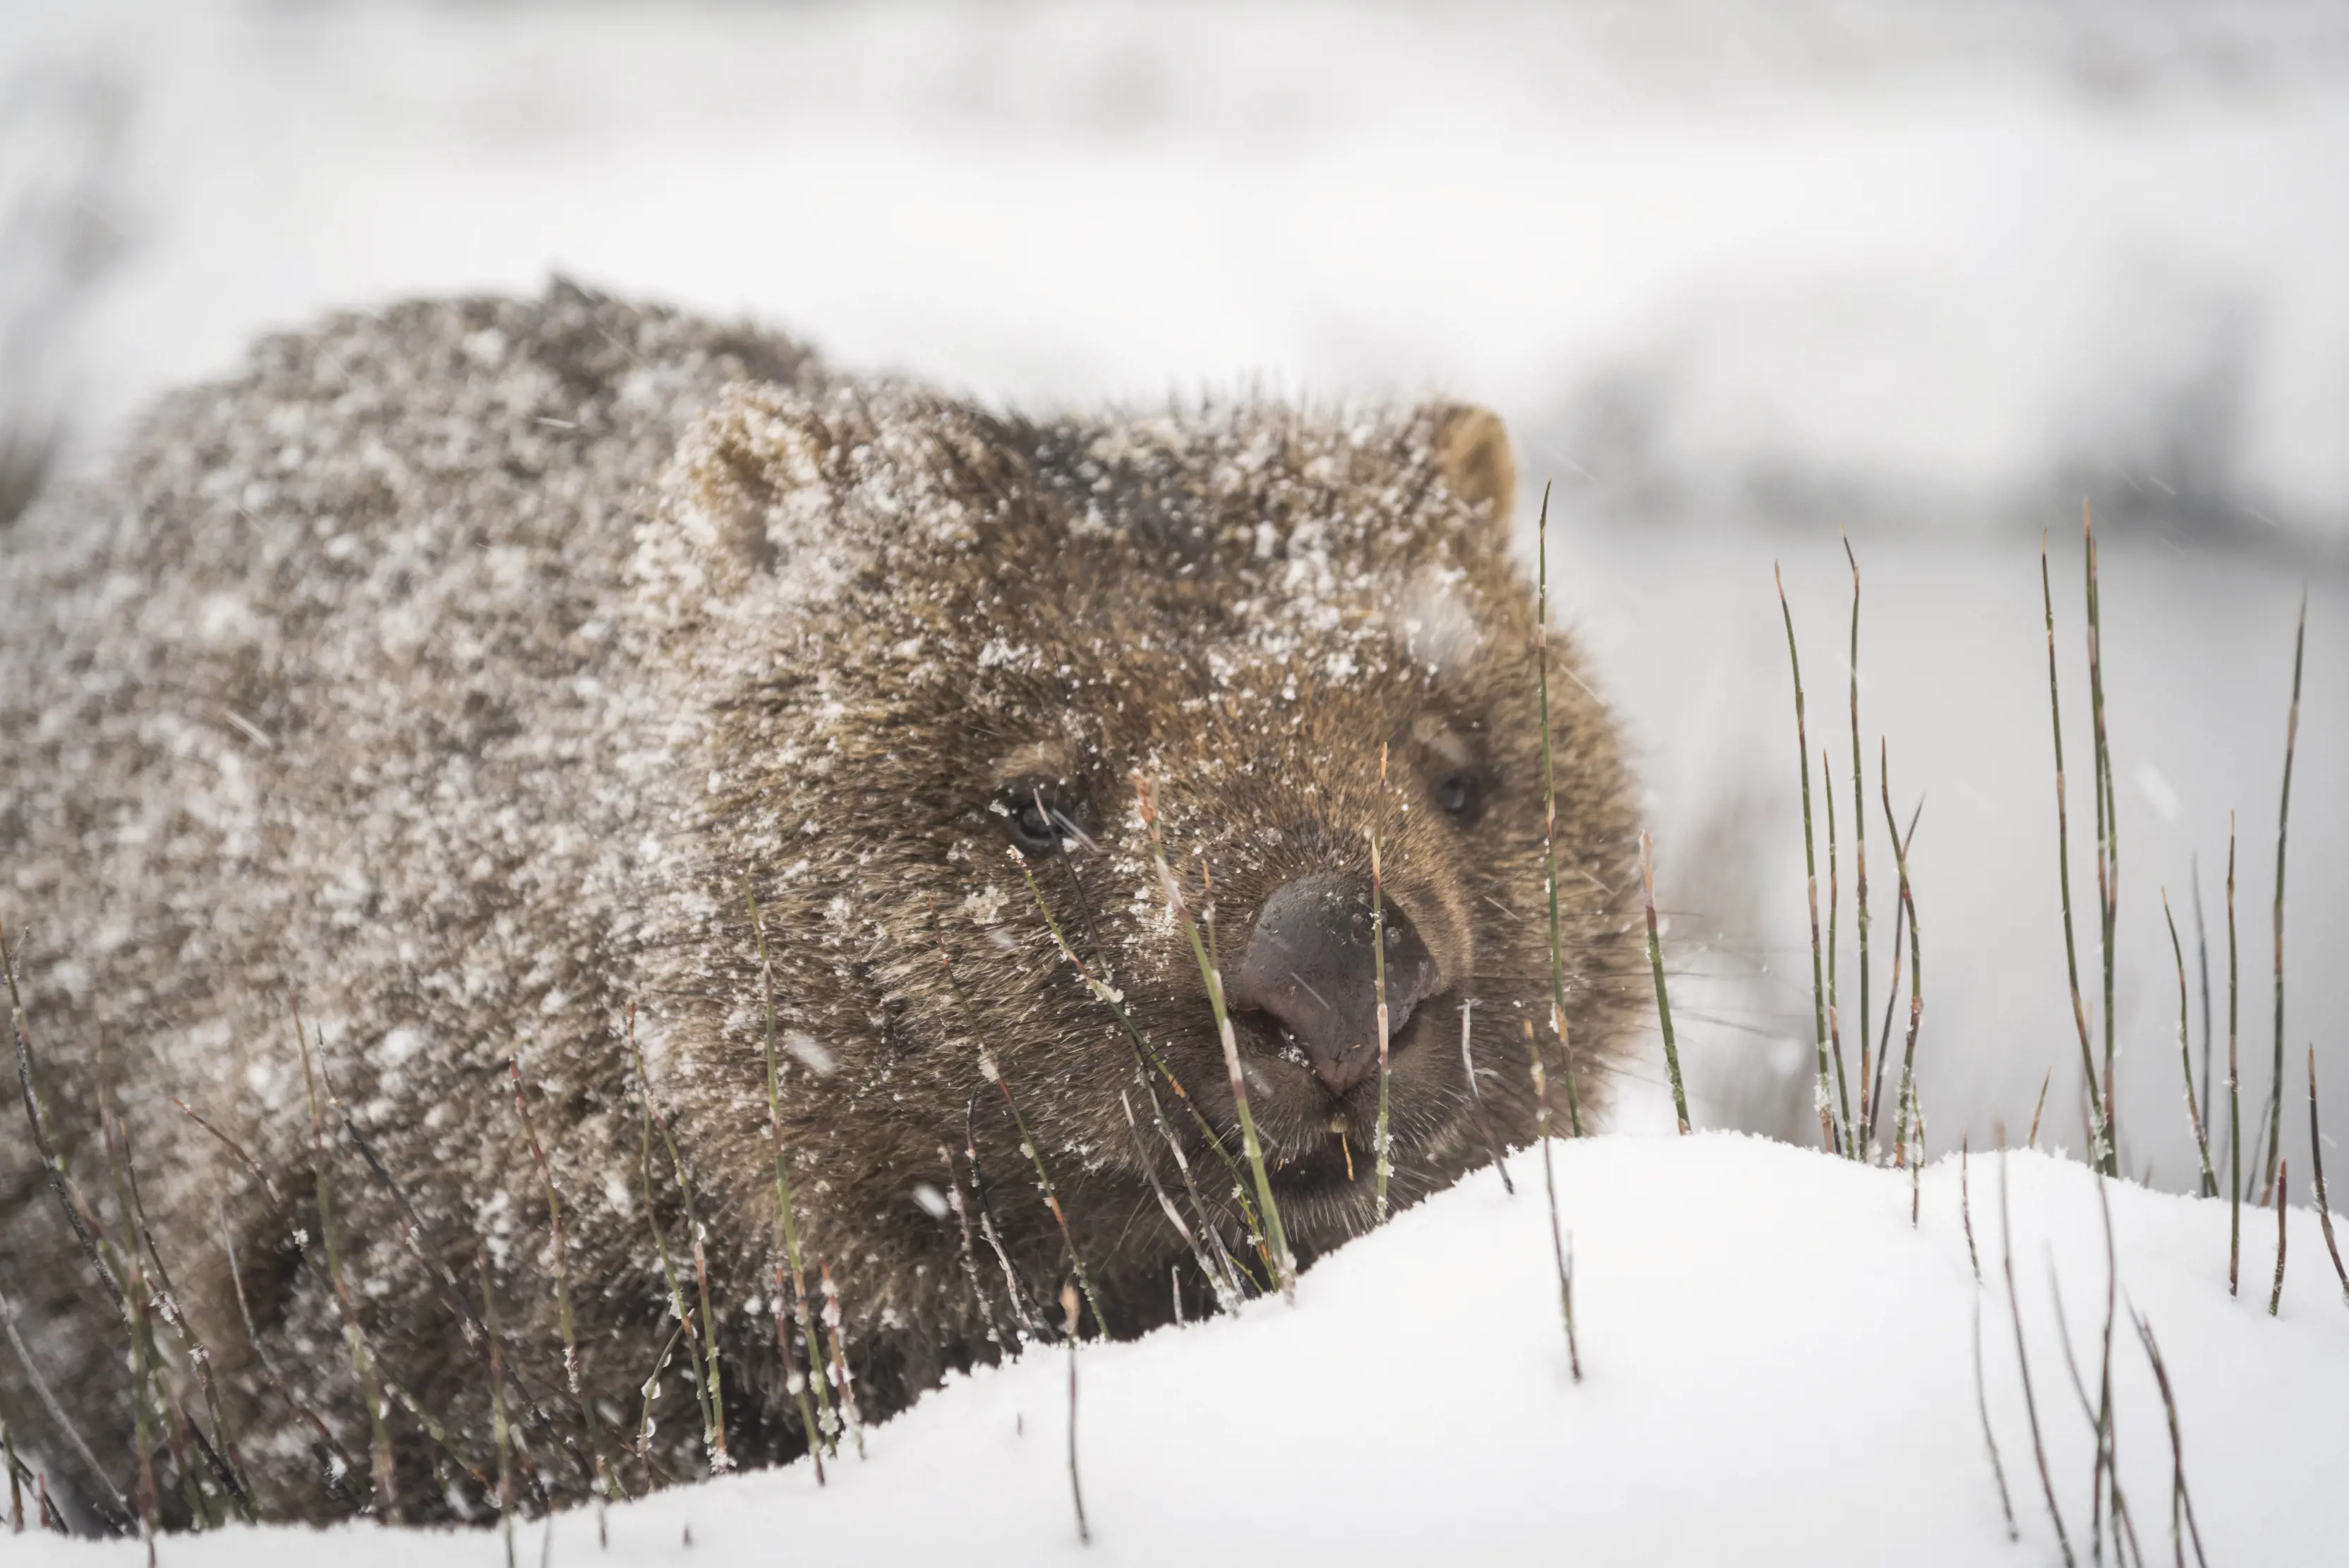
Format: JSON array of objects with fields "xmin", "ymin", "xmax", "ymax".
[{"xmin": 1458, "ymin": 1000, "xmax": 1512, "ymax": 1195}]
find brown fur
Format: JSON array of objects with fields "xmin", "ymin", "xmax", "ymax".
[{"xmin": 0, "ymin": 283, "xmax": 1639, "ymax": 1528}]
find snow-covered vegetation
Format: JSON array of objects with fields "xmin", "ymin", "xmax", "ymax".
[{"xmin": 13, "ymin": 1135, "xmax": 2349, "ymax": 1565}]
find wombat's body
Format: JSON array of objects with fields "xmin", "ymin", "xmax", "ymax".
[{"xmin": 0, "ymin": 284, "xmax": 1638, "ymax": 1529}]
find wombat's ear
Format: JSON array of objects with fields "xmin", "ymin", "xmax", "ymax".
[
  {"xmin": 1427, "ymin": 402, "xmax": 1517, "ymax": 524},
  {"xmin": 656, "ymin": 385, "xmax": 878, "ymax": 599}
]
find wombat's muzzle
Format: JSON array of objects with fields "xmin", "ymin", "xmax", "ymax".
[{"xmin": 1225, "ymin": 871, "xmax": 1440, "ymax": 1096}]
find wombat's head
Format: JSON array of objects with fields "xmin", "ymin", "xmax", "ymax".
[{"xmin": 660, "ymin": 384, "xmax": 1637, "ymax": 1261}]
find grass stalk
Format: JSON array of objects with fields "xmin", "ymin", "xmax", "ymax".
[
  {"xmin": 2000, "ymin": 1143, "xmax": 2076, "ymax": 1568},
  {"xmin": 2130, "ymin": 1312, "xmax": 2209, "ymax": 1568},
  {"xmin": 817, "ymin": 1260, "xmax": 865, "ymax": 1459},
  {"xmin": 2043, "ymin": 540, "xmax": 2111, "ymax": 1176},
  {"xmin": 1972, "ymin": 1293, "xmax": 2018, "ymax": 1542},
  {"xmin": 2265, "ymin": 591, "xmax": 2306, "ymax": 1204},
  {"xmin": 1061, "ymin": 1283, "xmax": 1090, "ymax": 1546},
  {"xmin": 1119, "ymin": 1092, "xmax": 1239, "ymax": 1309},
  {"xmin": 767, "ymin": 1258, "xmax": 824, "ymax": 1485},
  {"xmin": 1846, "ymin": 535, "xmax": 1873, "ymax": 1163},
  {"xmin": 1523, "ymin": 1019, "xmax": 1579, "ymax": 1377},
  {"xmin": 2269, "ymin": 1158, "xmax": 2289, "ymax": 1317},
  {"xmin": 1962, "ymin": 1134, "xmax": 1981, "ymax": 1283},
  {"xmin": 941, "ymin": 1145, "xmax": 1006, "ymax": 1342},
  {"xmin": 1536, "ymin": 488, "xmax": 1585, "ymax": 1138},
  {"xmin": 1371, "ymin": 744, "xmax": 1394, "ymax": 1222},
  {"xmin": 217, "ymin": 1205, "xmax": 359, "ymax": 1509},
  {"xmin": 4, "ymin": 1398, "xmax": 18, "ymax": 1533},
  {"xmin": 2308, "ymin": 1049, "xmax": 2349, "ymax": 1309},
  {"xmin": 293, "ymin": 998, "xmax": 397, "ymax": 1522},
  {"xmin": 1638, "ymin": 832, "xmax": 1691, "ymax": 1133},
  {"xmin": 1879, "ymin": 742, "xmax": 1924, "ymax": 1171},
  {"xmin": 2084, "ymin": 507, "xmax": 2120, "ymax": 1186},
  {"xmin": 974, "ymin": 1040, "xmax": 1108, "ymax": 1337},
  {"xmin": 624, "ymin": 1010, "xmax": 721, "ymax": 1473},
  {"xmin": 2029, "ymin": 1071, "xmax": 2051, "ymax": 1152},
  {"xmin": 99, "ymin": 1078, "xmax": 165, "ymax": 1555},
  {"xmin": 744, "ymin": 886, "xmax": 837, "ymax": 1452},
  {"xmin": 509, "ymin": 1061, "xmax": 615, "ymax": 1534},
  {"xmin": 1007, "ymin": 877, "xmax": 1267, "ymax": 1276},
  {"xmin": 1866, "ymin": 801, "xmax": 1921, "ymax": 1157},
  {"xmin": 1137, "ymin": 776, "xmax": 1296, "ymax": 1297},
  {"xmin": 1775, "ymin": 563, "xmax": 1834, "ymax": 1154},
  {"xmin": 1824, "ymin": 749, "xmax": 1849, "ymax": 1155},
  {"xmin": 483, "ymin": 1242, "xmax": 516, "ymax": 1568},
  {"xmin": 963, "ymin": 1093, "xmax": 1044, "ymax": 1337},
  {"xmin": 2228, "ymin": 819, "xmax": 2241, "ymax": 1296},
  {"xmin": 2163, "ymin": 894, "xmax": 2217, "ymax": 1198},
  {"xmin": 1457, "ymin": 1000, "xmax": 1512, "ymax": 1194},
  {"xmin": 0, "ymin": 1283, "xmax": 131, "ymax": 1529},
  {"xmin": 2192, "ymin": 864, "xmax": 2214, "ymax": 1158}
]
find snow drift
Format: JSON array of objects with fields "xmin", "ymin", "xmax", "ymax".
[{"xmin": 15, "ymin": 1134, "xmax": 2345, "ymax": 1565}]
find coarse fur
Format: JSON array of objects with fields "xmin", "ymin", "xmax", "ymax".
[{"xmin": 0, "ymin": 283, "xmax": 1640, "ymax": 1529}]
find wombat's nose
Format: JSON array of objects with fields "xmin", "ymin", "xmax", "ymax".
[{"xmin": 1226, "ymin": 871, "xmax": 1439, "ymax": 1096}]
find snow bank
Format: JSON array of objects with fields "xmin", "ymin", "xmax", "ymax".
[{"xmin": 18, "ymin": 1135, "xmax": 2347, "ymax": 1565}]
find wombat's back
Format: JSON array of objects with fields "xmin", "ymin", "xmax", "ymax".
[{"xmin": 0, "ymin": 284, "xmax": 816, "ymax": 1524}]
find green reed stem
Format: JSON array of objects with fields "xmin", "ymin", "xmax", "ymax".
[
  {"xmin": 2043, "ymin": 538, "xmax": 2111, "ymax": 1175},
  {"xmin": 624, "ymin": 1008, "xmax": 720, "ymax": 1473},
  {"xmin": 2084, "ymin": 507, "xmax": 2120, "ymax": 1181},
  {"xmin": 1775, "ymin": 564, "xmax": 1834, "ymax": 1154},
  {"xmin": 1638, "ymin": 832, "xmax": 1690, "ymax": 1135},
  {"xmin": 1372, "ymin": 743, "xmax": 1394, "ymax": 1223},
  {"xmin": 1879, "ymin": 742, "xmax": 1924, "ymax": 1171},
  {"xmin": 1845, "ymin": 535, "xmax": 1873, "ymax": 1160},
  {"xmin": 2266, "ymin": 591, "xmax": 2305, "ymax": 1203},
  {"xmin": 2307, "ymin": 1048, "xmax": 2349, "ymax": 1310},
  {"xmin": 745, "ymin": 886, "xmax": 836, "ymax": 1452},
  {"xmin": 2228, "ymin": 818, "xmax": 2241, "ymax": 1296},
  {"xmin": 1824, "ymin": 747, "xmax": 1849, "ymax": 1154},
  {"xmin": 2164, "ymin": 893, "xmax": 2217, "ymax": 1198},
  {"xmin": 509, "ymin": 1061, "xmax": 614, "ymax": 1532},
  {"xmin": 294, "ymin": 1000, "xmax": 396, "ymax": 1521},
  {"xmin": 1538, "ymin": 486, "xmax": 1584, "ymax": 1138},
  {"xmin": 1139, "ymin": 778, "xmax": 1295, "ymax": 1298}
]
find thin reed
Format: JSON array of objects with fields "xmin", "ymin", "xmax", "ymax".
[
  {"xmin": 1879, "ymin": 742, "xmax": 1924, "ymax": 1171},
  {"xmin": 1537, "ymin": 486, "xmax": 1584, "ymax": 1138},
  {"xmin": 2309, "ymin": 1049, "xmax": 2349, "ymax": 1308},
  {"xmin": 293, "ymin": 998, "xmax": 397, "ymax": 1521},
  {"xmin": 745, "ymin": 887, "xmax": 838, "ymax": 1452},
  {"xmin": 2264, "ymin": 592, "xmax": 2306, "ymax": 1202},
  {"xmin": 1774, "ymin": 562, "xmax": 1835, "ymax": 1154},
  {"xmin": 1371, "ymin": 742, "xmax": 1394, "ymax": 1223},
  {"xmin": 509, "ymin": 1060, "xmax": 613, "ymax": 1533},
  {"xmin": 1845, "ymin": 536, "xmax": 1873, "ymax": 1162},
  {"xmin": 2269, "ymin": 1159, "xmax": 2289, "ymax": 1316},
  {"xmin": 1522, "ymin": 1018, "xmax": 1578, "ymax": 1378},
  {"xmin": 2042, "ymin": 539, "xmax": 2111, "ymax": 1176},
  {"xmin": 1638, "ymin": 831, "xmax": 1691, "ymax": 1134},
  {"xmin": 1137, "ymin": 776, "xmax": 1296, "ymax": 1297},
  {"xmin": 2164, "ymin": 893, "xmax": 2218, "ymax": 1198},
  {"xmin": 2228, "ymin": 819, "xmax": 2241, "ymax": 1296}
]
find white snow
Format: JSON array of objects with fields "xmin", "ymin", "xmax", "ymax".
[{"xmin": 15, "ymin": 1134, "xmax": 2348, "ymax": 1564}]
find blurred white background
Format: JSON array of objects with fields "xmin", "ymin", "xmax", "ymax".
[{"xmin": 2, "ymin": 0, "xmax": 2341, "ymax": 1187}]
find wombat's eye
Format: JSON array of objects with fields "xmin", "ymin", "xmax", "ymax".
[
  {"xmin": 1432, "ymin": 769, "xmax": 1485, "ymax": 824},
  {"xmin": 991, "ymin": 783, "xmax": 1089, "ymax": 856}
]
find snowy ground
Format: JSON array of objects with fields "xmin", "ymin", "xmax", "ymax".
[{"xmin": 14, "ymin": 1134, "xmax": 2349, "ymax": 1565}]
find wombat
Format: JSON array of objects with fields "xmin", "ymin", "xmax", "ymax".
[{"xmin": 0, "ymin": 283, "xmax": 1639, "ymax": 1530}]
